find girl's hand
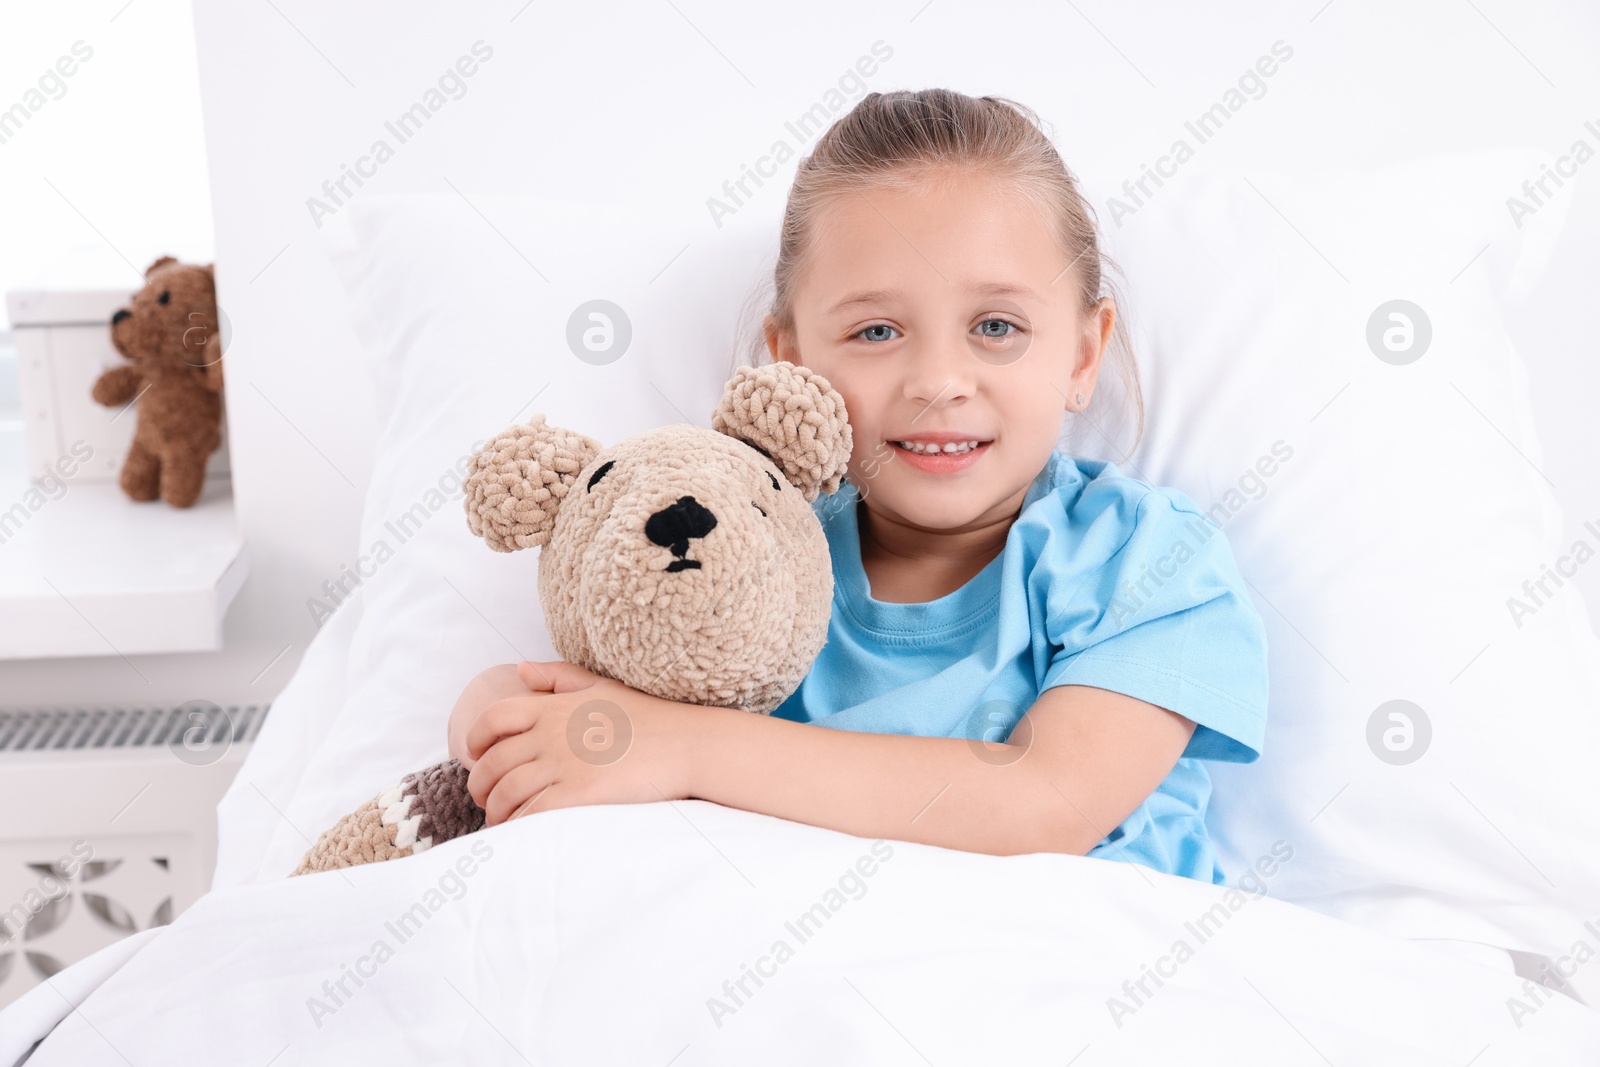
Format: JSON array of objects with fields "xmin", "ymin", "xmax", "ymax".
[
  {"xmin": 464, "ymin": 660, "xmax": 698, "ymax": 825},
  {"xmin": 447, "ymin": 663, "xmax": 529, "ymax": 771}
]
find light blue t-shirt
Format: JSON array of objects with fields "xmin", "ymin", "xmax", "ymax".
[{"xmin": 773, "ymin": 450, "xmax": 1269, "ymax": 885}]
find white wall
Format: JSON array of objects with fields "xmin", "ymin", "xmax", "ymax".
[
  {"xmin": 0, "ymin": 0, "xmax": 298, "ymax": 709},
  {"xmin": 0, "ymin": 2, "xmax": 215, "ymax": 324},
  {"xmin": 1, "ymin": 0, "xmax": 1596, "ymax": 710}
]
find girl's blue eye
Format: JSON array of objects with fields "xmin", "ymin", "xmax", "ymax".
[{"xmin": 853, "ymin": 320, "xmax": 1022, "ymax": 343}]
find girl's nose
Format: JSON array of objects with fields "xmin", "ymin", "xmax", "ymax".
[{"xmin": 902, "ymin": 333, "xmax": 978, "ymax": 408}]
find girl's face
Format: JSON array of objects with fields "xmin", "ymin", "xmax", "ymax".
[{"xmin": 766, "ymin": 169, "xmax": 1114, "ymax": 534}]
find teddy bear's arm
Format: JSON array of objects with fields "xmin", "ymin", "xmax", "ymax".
[
  {"xmin": 200, "ymin": 358, "xmax": 225, "ymax": 393},
  {"xmin": 197, "ymin": 330, "xmax": 225, "ymax": 393},
  {"xmin": 91, "ymin": 364, "xmax": 143, "ymax": 407}
]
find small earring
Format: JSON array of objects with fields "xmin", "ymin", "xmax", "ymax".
[{"xmin": 1070, "ymin": 391, "xmax": 1087, "ymax": 410}]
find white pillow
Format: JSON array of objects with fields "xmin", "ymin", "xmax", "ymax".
[
  {"xmin": 1091, "ymin": 149, "xmax": 1598, "ymax": 1004},
  {"xmin": 222, "ymin": 157, "xmax": 1599, "ymax": 1011}
]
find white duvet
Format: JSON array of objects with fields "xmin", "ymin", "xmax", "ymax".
[{"xmin": 4, "ymin": 798, "xmax": 1596, "ymax": 1065}]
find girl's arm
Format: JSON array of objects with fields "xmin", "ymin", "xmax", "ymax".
[
  {"xmin": 464, "ymin": 661, "xmax": 1195, "ymax": 858},
  {"xmin": 677, "ymin": 684, "xmax": 1195, "ymax": 857}
]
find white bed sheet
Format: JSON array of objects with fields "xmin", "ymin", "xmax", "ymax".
[{"xmin": 4, "ymin": 797, "xmax": 1596, "ymax": 1065}]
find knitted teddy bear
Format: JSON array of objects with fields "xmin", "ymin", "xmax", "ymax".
[
  {"xmin": 92, "ymin": 255, "xmax": 226, "ymax": 508},
  {"xmin": 292, "ymin": 362, "xmax": 852, "ymax": 876}
]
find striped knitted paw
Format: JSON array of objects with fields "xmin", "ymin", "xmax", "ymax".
[{"xmin": 292, "ymin": 758, "xmax": 486, "ymax": 876}]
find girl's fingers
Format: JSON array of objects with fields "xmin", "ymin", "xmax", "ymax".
[
  {"xmin": 507, "ymin": 791, "xmax": 547, "ymax": 821},
  {"xmin": 485, "ymin": 761, "xmax": 552, "ymax": 826},
  {"xmin": 518, "ymin": 660, "xmax": 559, "ymax": 691},
  {"xmin": 519, "ymin": 659, "xmax": 600, "ymax": 694},
  {"xmin": 465, "ymin": 696, "xmax": 538, "ymax": 760},
  {"xmin": 465, "ymin": 751, "xmax": 494, "ymax": 809},
  {"xmin": 466, "ymin": 732, "xmax": 536, "ymax": 808}
]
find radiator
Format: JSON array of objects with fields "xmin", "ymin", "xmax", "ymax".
[{"xmin": 0, "ymin": 703, "xmax": 268, "ymax": 1009}]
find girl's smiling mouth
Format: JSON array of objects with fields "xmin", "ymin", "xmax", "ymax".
[{"xmin": 887, "ymin": 433, "xmax": 994, "ymax": 472}]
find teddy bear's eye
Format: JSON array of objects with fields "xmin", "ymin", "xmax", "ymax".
[
  {"xmin": 158, "ymin": 291, "xmax": 170, "ymax": 305},
  {"xmin": 765, "ymin": 471, "xmax": 781, "ymax": 492},
  {"xmin": 752, "ymin": 502, "xmax": 767, "ymax": 517},
  {"xmin": 586, "ymin": 459, "xmax": 616, "ymax": 492}
]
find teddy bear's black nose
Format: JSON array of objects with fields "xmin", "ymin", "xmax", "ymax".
[
  {"xmin": 645, "ymin": 495, "xmax": 717, "ymax": 572},
  {"xmin": 111, "ymin": 309, "xmax": 131, "ymax": 325}
]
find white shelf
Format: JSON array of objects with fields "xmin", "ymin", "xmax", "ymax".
[
  {"xmin": 0, "ymin": 246, "xmax": 247, "ymax": 661},
  {"xmin": 0, "ymin": 423, "xmax": 247, "ymax": 659}
]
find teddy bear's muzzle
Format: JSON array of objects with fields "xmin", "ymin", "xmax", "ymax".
[
  {"xmin": 646, "ymin": 494, "xmax": 718, "ymax": 572},
  {"xmin": 108, "ymin": 309, "xmax": 135, "ymax": 358}
]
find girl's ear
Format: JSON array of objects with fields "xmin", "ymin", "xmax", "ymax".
[
  {"xmin": 711, "ymin": 362, "xmax": 852, "ymax": 502},
  {"xmin": 761, "ymin": 314, "xmax": 788, "ymax": 363},
  {"xmin": 464, "ymin": 416, "xmax": 603, "ymax": 551}
]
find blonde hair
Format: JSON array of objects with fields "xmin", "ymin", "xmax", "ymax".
[{"xmin": 736, "ymin": 87, "xmax": 1146, "ymax": 457}]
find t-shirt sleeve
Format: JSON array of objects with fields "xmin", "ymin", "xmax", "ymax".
[{"xmin": 1037, "ymin": 486, "xmax": 1269, "ymax": 763}]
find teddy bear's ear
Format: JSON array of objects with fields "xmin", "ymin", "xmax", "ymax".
[
  {"xmin": 144, "ymin": 255, "xmax": 178, "ymax": 278},
  {"xmin": 710, "ymin": 362, "xmax": 852, "ymax": 503},
  {"xmin": 463, "ymin": 416, "xmax": 604, "ymax": 552}
]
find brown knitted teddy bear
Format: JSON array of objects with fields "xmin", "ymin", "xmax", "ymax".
[
  {"xmin": 292, "ymin": 362, "xmax": 852, "ymax": 875},
  {"xmin": 92, "ymin": 255, "xmax": 226, "ymax": 508}
]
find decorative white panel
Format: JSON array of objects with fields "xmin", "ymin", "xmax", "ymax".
[{"xmin": 0, "ymin": 835, "xmax": 185, "ymax": 1004}]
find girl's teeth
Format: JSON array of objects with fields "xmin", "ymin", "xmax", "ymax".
[{"xmin": 894, "ymin": 440, "xmax": 983, "ymax": 455}]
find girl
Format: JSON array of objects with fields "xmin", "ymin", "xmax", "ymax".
[{"xmin": 448, "ymin": 89, "xmax": 1268, "ymax": 885}]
